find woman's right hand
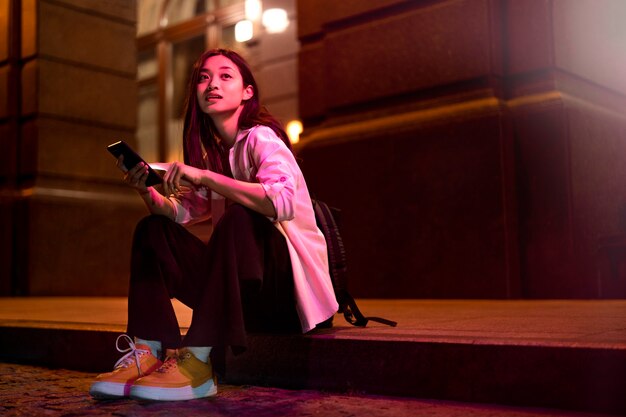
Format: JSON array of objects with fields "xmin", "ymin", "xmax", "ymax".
[{"xmin": 117, "ymin": 155, "xmax": 150, "ymax": 194}]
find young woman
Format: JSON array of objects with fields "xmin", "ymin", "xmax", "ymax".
[{"xmin": 89, "ymin": 49, "xmax": 338, "ymax": 401}]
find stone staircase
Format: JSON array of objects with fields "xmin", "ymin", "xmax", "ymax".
[{"xmin": 0, "ymin": 298, "xmax": 624, "ymax": 415}]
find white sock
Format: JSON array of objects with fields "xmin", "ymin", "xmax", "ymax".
[
  {"xmin": 186, "ymin": 346, "xmax": 212, "ymax": 363},
  {"xmin": 134, "ymin": 337, "xmax": 162, "ymax": 358}
]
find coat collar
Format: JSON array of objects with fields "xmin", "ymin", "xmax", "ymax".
[{"xmin": 234, "ymin": 126, "xmax": 256, "ymax": 145}]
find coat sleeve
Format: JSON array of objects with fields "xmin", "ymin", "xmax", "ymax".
[
  {"xmin": 169, "ymin": 186, "xmax": 211, "ymax": 226},
  {"xmin": 248, "ymin": 126, "xmax": 299, "ymax": 222}
]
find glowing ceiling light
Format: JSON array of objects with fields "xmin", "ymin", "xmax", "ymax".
[
  {"xmin": 245, "ymin": 0, "xmax": 262, "ymax": 21},
  {"xmin": 286, "ymin": 120, "xmax": 303, "ymax": 144},
  {"xmin": 235, "ymin": 20, "xmax": 254, "ymax": 43},
  {"xmin": 262, "ymin": 8, "xmax": 289, "ymax": 33}
]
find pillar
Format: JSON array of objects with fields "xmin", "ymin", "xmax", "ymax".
[
  {"xmin": 295, "ymin": 0, "xmax": 626, "ymax": 298},
  {"xmin": 0, "ymin": 0, "xmax": 145, "ymax": 295}
]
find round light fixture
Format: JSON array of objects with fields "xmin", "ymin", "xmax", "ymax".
[
  {"xmin": 235, "ymin": 20, "xmax": 254, "ymax": 43},
  {"xmin": 262, "ymin": 8, "xmax": 289, "ymax": 33},
  {"xmin": 245, "ymin": 0, "xmax": 262, "ymax": 21},
  {"xmin": 286, "ymin": 120, "xmax": 303, "ymax": 144}
]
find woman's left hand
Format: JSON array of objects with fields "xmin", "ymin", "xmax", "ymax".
[{"xmin": 162, "ymin": 162, "xmax": 205, "ymax": 196}]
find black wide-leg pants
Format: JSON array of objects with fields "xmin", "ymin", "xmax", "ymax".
[{"xmin": 126, "ymin": 204, "xmax": 300, "ymax": 353}]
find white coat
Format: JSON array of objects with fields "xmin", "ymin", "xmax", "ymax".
[{"xmin": 170, "ymin": 125, "xmax": 338, "ymax": 332}]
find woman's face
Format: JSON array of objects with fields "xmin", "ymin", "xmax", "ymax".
[{"xmin": 196, "ymin": 54, "xmax": 253, "ymax": 116}]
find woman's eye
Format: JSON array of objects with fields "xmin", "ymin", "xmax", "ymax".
[
  {"xmin": 198, "ymin": 74, "xmax": 210, "ymax": 82},
  {"xmin": 221, "ymin": 73, "xmax": 232, "ymax": 80}
]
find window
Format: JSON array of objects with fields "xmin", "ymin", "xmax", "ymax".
[
  {"xmin": 136, "ymin": 0, "xmax": 300, "ymax": 159},
  {"xmin": 136, "ymin": 0, "xmax": 246, "ymax": 162}
]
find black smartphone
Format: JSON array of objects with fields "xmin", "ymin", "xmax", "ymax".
[{"xmin": 107, "ymin": 140, "xmax": 163, "ymax": 187}]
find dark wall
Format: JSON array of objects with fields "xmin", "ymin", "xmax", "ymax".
[
  {"xmin": 0, "ymin": 0, "xmax": 144, "ymax": 296},
  {"xmin": 295, "ymin": 0, "xmax": 626, "ymax": 298},
  {"xmin": 3, "ymin": 0, "xmax": 625, "ymax": 299},
  {"xmin": 300, "ymin": 111, "xmax": 519, "ymax": 298}
]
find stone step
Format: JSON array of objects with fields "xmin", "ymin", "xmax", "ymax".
[{"xmin": 0, "ymin": 298, "xmax": 624, "ymax": 415}]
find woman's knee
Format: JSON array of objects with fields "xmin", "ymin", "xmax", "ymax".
[
  {"xmin": 222, "ymin": 204, "xmax": 252, "ymax": 221},
  {"xmin": 133, "ymin": 215, "xmax": 175, "ymax": 246},
  {"xmin": 214, "ymin": 204, "xmax": 260, "ymax": 233}
]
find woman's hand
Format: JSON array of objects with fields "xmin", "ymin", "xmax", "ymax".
[
  {"xmin": 162, "ymin": 162, "xmax": 205, "ymax": 196},
  {"xmin": 117, "ymin": 155, "xmax": 150, "ymax": 194}
]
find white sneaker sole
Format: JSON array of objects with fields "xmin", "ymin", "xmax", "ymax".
[
  {"xmin": 89, "ymin": 381, "xmax": 132, "ymax": 399},
  {"xmin": 130, "ymin": 378, "xmax": 217, "ymax": 401}
]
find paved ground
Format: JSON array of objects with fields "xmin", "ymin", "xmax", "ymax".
[
  {"xmin": 2, "ymin": 299, "xmax": 624, "ymax": 415},
  {"xmin": 0, "ymin": 362, "xmax": 613, "ymax": 417}
]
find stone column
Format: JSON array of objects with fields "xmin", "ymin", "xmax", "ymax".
[
  {"xmin": 507, "ymin": 0, "xmax": 626, "ymax": 298},
  {"xmin": 0, "ymin": 0, "xmax": 146, "ymax": 295},
  {"xmin": 295, "ymin": 0, "xmax": 626, "ymax": 298}
]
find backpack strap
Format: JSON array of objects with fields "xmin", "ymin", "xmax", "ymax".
[
  {"xmin": 340, "ymin": 290, "xmax": 398, "ymax": 327},
  {"xmin": 312, "ymin": 199, "xmax": 347, "ymax": 293},
  {"xmin": 313, "ymin": 199, "xmax": 397, "ymax": 328}
]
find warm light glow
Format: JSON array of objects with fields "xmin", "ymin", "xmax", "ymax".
[
  {"xmin": 245, "ymin": 0, "xmax": 262, "ymax": 21},
  {"xmin": 235, "ymin": 20, "xmax": 254, "ymax": 43},
  {"xmin": 262, "ymin": 8, "xmax": 289, "ymax": 33},
  {"xmin": 286, "ymin": 120, "xmax": 303, "ymax": 144}
]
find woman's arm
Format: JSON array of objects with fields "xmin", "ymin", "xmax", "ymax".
[
  {"xmin": 203, "ymin": 170, "xmax": 277, "ymax": 218},
  {"xmin": 120, "ymin": 157, "xmax": 176, "ymax": 219},
  {"xmin": 138, "ymin": 186, "xmax": 176, "ymax": 219},
  {"xmin": 163, "ymin": 163, "xmax": 276, "ymax": 219}
]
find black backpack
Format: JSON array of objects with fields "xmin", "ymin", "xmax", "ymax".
[{"xmin": 312, "ymin": 199, "xmax": 397, "ymax": 328}]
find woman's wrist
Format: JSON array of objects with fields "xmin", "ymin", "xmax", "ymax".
[{"xmin": 201, "ymin": 170, "xmax": 213, "ymax": 188}]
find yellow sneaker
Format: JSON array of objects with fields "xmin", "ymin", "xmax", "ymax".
[
  {"xmin": 130, "ymin": 348, "xmax": 217, "ymax": 401},
  {"xmin": 89, "ymin": 334, "xmax": 162, "ymax": 399}
]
